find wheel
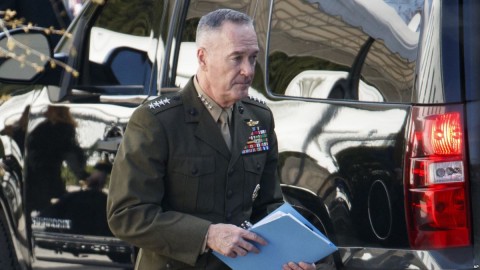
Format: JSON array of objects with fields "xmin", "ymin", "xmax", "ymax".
[{"xmin": 0, "ymin": 213, "xmax": 20, "ymax": 270}]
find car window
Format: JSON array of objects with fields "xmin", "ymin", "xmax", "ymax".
[
  {"xmin": 77, "ymin": 0, "xmax": 164, "ymax": 94},
  {"xmin": 267, "ymin": 0, "xmax": 423, "ymax": 103},
  {"xmin": 463, "ymin": 0, "xmax": 480, "ymax": 102}
]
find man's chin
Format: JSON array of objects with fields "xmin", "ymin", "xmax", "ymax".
[
  {"xmin": 237, "ymin": 90, "xmax": 249, "ymax": 100},
  {"xmin": 236, "ymin": 85, "xmax": 250, "ymax": 95}
]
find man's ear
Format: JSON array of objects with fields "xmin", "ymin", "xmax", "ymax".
[{"xmin": 197, "ymin": 47, "xmax": 207, "ymax": 71}]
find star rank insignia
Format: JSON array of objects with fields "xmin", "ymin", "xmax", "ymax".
[
  {"xmin": 198, "ymin": 94, "xmax": 213, "ymax": 110},
  {"xmin": 247, "ymin": 95, "xmax": 266, "ymax": 104},
  {"xmin": 148, "ymin": 97, "xmax": 171, "ymax": 109}
]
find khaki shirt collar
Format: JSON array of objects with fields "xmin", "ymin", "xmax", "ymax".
[{"xmin": 194, "ymin": 76, "xmax": 233, "ymax": 122}]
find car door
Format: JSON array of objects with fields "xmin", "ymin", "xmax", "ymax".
[
  {"xmin": 170, "ymin": 0, "xmax": 422, "ymax": 269},
  {"xmin": 22, "ymin": 0, "xmax": 175, "ymax": 267}
]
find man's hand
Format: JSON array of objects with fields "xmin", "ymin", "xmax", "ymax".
[
  {"xmin": 283, "ymin": 262, "xmax": 316, "ymax": 270},
  {"xmin": 206, "ymin": 223, "xmax": 267, "ymax": 258}
]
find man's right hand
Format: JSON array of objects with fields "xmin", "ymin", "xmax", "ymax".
[{"xmin": 206, "ymin": 223, "xmax": 267, "ymax": 258}]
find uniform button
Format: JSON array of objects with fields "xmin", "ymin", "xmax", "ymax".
[
  {"xmin": 191, "ymin": 168, "xmax": 198, "ymax": 175},
  {"xmin": 226, "ymin": 212, "xmax": 232, "ymax": 221},
  {"xmin": 226, "ymin": 189, "xmax": 233, "ymax": 198},
  {"xmin": 228, "ymin": 169, "xmax": 234, "ymax": 176},
  {"xmin": 256, "ymin": 162, "xmax": 261, "ymax": 171},
  {"xmin": 166, "ymin": 263, "xmax": 171, "ymax": 268}
]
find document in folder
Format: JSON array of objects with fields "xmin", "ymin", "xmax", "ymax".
[{"xmin": 213, "ymin": 203, "xmax": 337, "ymax": 270}]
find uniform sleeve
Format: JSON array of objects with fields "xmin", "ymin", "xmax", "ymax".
[{"xmin": 106, "ymin": 107, "xmax": 211, "ymax": 266}]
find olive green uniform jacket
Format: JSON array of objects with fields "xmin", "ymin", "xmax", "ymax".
[{"xmin": 107, "ymin": 78, "xmax": 284, "ymax": 270}]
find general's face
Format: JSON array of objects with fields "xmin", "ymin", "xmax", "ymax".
[{"xmin": 200, "ymin": 21, "xmax": 259, "ymax": 107}]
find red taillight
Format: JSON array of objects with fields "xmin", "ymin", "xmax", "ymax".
[
  {"xmin": 405, "ymin": 107, "xmax": 470, "ymax": 249},
  {"xmin": 423, "ymin": 112, "xmax": 462, "ymax": 155}
]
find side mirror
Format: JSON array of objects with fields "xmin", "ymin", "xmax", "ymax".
[{"xmin": 0, "ymin": 28, "xmax": 52, "ymax": 83}]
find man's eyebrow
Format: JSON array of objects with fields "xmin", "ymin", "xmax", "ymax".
[{"xmin": 228, "ymin": 49, "xmax": 259, "ymax": 57}]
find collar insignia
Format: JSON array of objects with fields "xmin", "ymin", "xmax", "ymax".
[{"xmin": 198, "ymin": 94, "xmax": 213, "ymax": 110}]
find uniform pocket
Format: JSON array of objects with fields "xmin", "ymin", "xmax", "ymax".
[
  {"xmin": 243, "ymin": 156, "xmax": 265, "ymax": 204},
  {"xmin": 170, "ymin": 156, "xmax": 215, "ymax": 213},
  {"xmin": 244, "ymin": 156, "xmax": 264, "ymax": 175}
]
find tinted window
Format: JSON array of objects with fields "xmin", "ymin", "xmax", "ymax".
[
  {"xmin": 267, "ymin": 0, "xmax": 422, "ymax": 103},
  {"xmin": 78, "ymin": 0, "xmax": 163, "ymax": 94},
  {"xmin": 461, "ymin": 0, "xmax": 480, "ymax": 102}
]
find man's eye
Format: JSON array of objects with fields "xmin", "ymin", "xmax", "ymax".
[{"xmin": 249, "ymin": 55, "xmax": 257, "ymax": 65}]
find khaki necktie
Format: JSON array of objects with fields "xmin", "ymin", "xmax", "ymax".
[{"xmin": 219, "ymin": 109, "xmax": 231, "ymax": 150}]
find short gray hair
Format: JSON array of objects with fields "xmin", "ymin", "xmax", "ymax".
[{"xmin": 196, "ymin": 9, "xmax": 253, "ymax": 45}]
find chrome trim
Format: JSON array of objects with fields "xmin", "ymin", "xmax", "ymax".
[{"xmin": 339, "ymin": 246, "xmax": 474, "ymax": 270}]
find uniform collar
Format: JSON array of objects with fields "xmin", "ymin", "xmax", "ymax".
[
  {"xmin": 194, "ymin": 76, "xmax": 233, "ymax": 123},
  {"xmin": 183, "ymin": 77, "xmax": 261, "ymax": 163}
]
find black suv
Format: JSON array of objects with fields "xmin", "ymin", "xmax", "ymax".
[{"xmin": 0, "ymin": 0, "xmax": 479, "ymax": 269}]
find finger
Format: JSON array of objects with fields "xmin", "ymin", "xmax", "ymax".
[
  {"xmin": 283, "ymin": 262, "xmax": 303, "ymax": 270},
  {"xmin": 223, "ymin": 250, "xmax": 237, "ymax": 258},
  {"xmin": 298, "ymin": 262, "xmax": 316, "ymax": 270},
  {"xmin": 237, "ymin": 238, "xmax": 260, "ymax": 254},
  {"xmin": 232, "ymin": 245, "xmax": 248, "ymax": 257},
  {"xmin": 241, "ymin": 231, "xmax": 267, "ymax": 246}
]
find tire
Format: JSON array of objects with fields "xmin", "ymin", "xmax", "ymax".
[{"xmin": 0, "ymin": 213, "xmax": 20, "ymax": 270}]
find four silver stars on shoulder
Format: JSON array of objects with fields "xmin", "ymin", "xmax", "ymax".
[
  {"xmin": 248, "ymin": 95, "xmax": 266, "ymax": 104},
  {"xmin": 149, "ymin": 97, "xmax": 171, "ymax": 109}
]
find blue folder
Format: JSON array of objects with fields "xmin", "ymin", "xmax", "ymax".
[{"xmin": 213, "ymin": 202, "xmax": 337, "ymax": 270}]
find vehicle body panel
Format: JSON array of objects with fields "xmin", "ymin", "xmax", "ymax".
[{"xmin": 0, "ymin": 0, "xmax": 478, "ymax": 269}]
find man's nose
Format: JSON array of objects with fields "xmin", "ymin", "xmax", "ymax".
[{"xmin": 240, "ymin": 59, "xmax": 255, "ymax": 77}]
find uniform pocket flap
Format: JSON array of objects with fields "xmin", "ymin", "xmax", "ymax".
[{"xmin": 243, "ymin": 157, "xmax": 263, "ymax": 174}]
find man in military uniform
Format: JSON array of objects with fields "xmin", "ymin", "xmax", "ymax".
[{"xmin": 107, "ymin": 9, "xmax": 316, "ymax": 270}]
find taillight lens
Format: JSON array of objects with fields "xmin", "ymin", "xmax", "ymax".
[
  {"xmin": 423, "ymin": 112, "xmax": 463, "ymax": 155},
  {"xmin": 405, "ymin": 107, "xmax": 470, "ymax": 249}
]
